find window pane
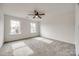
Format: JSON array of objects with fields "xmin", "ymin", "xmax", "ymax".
[
  {"xmin": 30, "ymin": 22, "xmax": 36, "ymax": 33},
  {"xmin": 10, "ymin": 20, "xmax": 21, "ymax": 35}
]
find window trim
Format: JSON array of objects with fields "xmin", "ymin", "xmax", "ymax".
[
  {"xmin": 10, "ymin": 20, "xmax": 21, "ymax": 35},
  {"xmin": 30, "ymin": 22, "xmax": 37, "ymax": 33}
]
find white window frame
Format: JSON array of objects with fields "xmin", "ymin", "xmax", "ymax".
[
  {"xmin": 30, "ymin": 22, "xmax": 37, "ymax": 33},
  {"xmin": 10, "ymin": 20, "xmax": 21, "ymax": 35}
]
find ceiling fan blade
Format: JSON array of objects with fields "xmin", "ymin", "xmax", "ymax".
[
  {"xmin": 39, "ymin": 13, "xmax": 45, "ymax": 15},
  {"xmin": 38, "ymin": 15, "xmax": 42, "ymax": 19},
  {"xmin": 33, "ymin": 15, "xmax": 36, "ymax": 18}
]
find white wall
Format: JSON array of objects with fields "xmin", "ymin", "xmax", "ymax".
[
  {"xmin": 75, "ymin": 4, "xmax": 79, "ymax": 56},
  {"xmin": 40, "ymin": 4, "xmax": 75, "ymax": 44},
  {"xmin": 4, "ymin": 15, "xmax": 40, "ymax": 42},
  {"xmin": 0, "ymin": 4, "xmax": 4, "ymax": 48},
  {"xmin": 2, "ymin": 3, "xmax": 75, "ymax": 44}
]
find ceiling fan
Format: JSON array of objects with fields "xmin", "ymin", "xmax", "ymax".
[{"xmin": 28, "ymin": 10, "xmax": 45, "ymax": 19}]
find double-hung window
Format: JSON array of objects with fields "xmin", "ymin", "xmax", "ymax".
[
  {"xmin": 30, "ymin": 22, "xmax": 37, "ymax": 33},
  {"xmin": 10, "ymin": 20, "xmax": 21, "ymax": 35}
]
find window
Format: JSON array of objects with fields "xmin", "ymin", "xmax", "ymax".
[
  {"xmin": 10, "ymin": 20, "xmax": 21, "ymax": 35},
  {"xmin": 30, "ymin": 22, "xmax": 37, "ymax": 33}
]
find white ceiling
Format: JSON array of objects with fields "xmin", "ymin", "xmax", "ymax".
[{"xmin": 1, "ymin": 3, "xmax": 75, "ymax": 19}]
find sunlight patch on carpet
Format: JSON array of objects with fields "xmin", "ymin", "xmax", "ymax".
[
  {"xmin": 12, "ymin": 42, "xmax": 26, "ymax": 50},
  {"xmin": 11, "ymin": 42, "xmax": 34, "ymax": 56}
]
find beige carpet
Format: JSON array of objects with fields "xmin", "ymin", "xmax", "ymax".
[
  {"xmin": 12, "ymin": 42, "xmax": 34, "ymax": 56},
  {"xmin": 0, "ymin": 37, "xmax": 76, "ymax": 56}
]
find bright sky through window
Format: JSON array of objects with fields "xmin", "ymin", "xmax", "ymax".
[
  {"xmin": 30, "ymin": 22, "xmax": 37, "ymax": 33},
  {"xmin": 10, "ymin": 20, "xmax": 21, "ymax": 35}
]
